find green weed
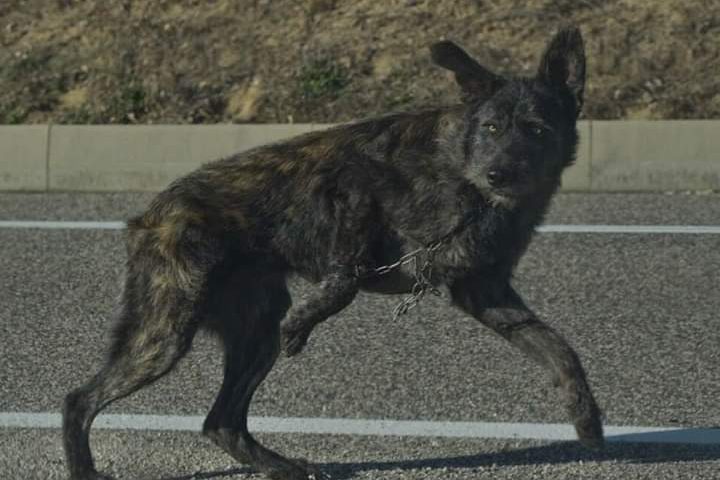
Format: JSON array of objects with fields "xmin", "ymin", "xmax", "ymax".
[{"xmin": 299, "ymin": 59, "xmax": 349, "ymax": 99}]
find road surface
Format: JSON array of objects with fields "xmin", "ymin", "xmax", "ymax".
[{"xmin": 1, "ymin": 192, "xmax": 719, "ymax": 479}]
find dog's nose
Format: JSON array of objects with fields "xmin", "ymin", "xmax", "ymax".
[{"xmin": 487, "ymin": 169, "xmax": 507, "ymax": 187}]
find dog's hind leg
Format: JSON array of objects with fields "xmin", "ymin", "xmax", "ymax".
[
  {"xmin": 63, "ymin": 240, "xmax": 211, "ymax": 480},
  {"xmin": 451, "ymin": 277, "xmax": 604, "ymax": 449},
  {"xmin": 203, "ymin": 270, "xmax": 326, "ymax": 480}
]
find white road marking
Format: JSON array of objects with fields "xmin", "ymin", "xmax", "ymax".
[
  {"xmin": 537, "ymin": 224, "xmax": 720, "ymax": 234},
  {"xmin": 1, "ymin": 412, "xmax": 719, "ymax": 445},
  {"xmin": 0, "ymin": 220, "xmax": 125, "ymax": 230},
  {"xmin": 0, "ymin": 220, "xmax": 719, "ymax": 234}
]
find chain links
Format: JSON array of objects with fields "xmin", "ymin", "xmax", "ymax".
[
  {"xmin": 389, "ymin": 246, "xmax": 443, "ymax": 320},
  {"xmin": 355, "ymin": 210, "xmax": 478, "ymax": 319}
]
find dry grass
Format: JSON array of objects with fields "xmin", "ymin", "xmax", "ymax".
[{"xmin": 1, "ymin": 0, "xmax": 719, "ymax": 124}]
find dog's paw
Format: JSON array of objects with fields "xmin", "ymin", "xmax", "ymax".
[
  {"xmin": 280, "ymin": 323, "xmax": 311, "ymax": 357},
  {"xmin": 293, "ymin": 458, "xmax": 331, "ymax": 480},
  {"xmin": 575, "ymin": 412, "xmax": 605, "ymax": 450},
  {"xmin": 266, "ymin": 457, "xmax": 330, "ymax": 480}
]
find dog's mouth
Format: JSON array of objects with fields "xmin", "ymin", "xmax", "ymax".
[
  {"xmin": 482, "ymin": 182, "xmax": 532, "ymax": 208},
  {"xmin": 471, "ymin": 169, "xmax": 534, "ymax": 209},
  {"xmin": 485, "ymin": 190, "xmax": 519, "ymax": 208}
]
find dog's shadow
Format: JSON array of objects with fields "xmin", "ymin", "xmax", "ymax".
[{"xmin": 161, "ymin": 429, "xmax": 720, "ymax": 480}]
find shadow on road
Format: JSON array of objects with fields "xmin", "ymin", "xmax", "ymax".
[
  {"xmin": 159, "ymin": 466, "xmax": 250, "ymax": 480},
  {"xmin": 607, "ymin": 427, "xmax": 720, "ymax": 445},
  {"xmin": 160, "ymin": 429, "xmax": 720, "ymax": 480}
]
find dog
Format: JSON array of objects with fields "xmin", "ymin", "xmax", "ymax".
[{"xmin": 63, "ymin": 26, "xmax": 603, "ymax": 480}]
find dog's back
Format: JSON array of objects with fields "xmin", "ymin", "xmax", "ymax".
[{"xmin": 125, "ymin": 108, "xmax": 454, "ymax": 281}]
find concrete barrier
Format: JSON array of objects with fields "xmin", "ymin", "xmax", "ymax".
[
  {"xmin": 0, "ymin": 125, "xmax": 49, "ymax": 191},
  {"xmin": 48, "ymin": 124, "xmax": 315, "ymax": 191},
  {"xmin": 0, "ymin": 121, "xmax": 719, "ymax": 192},
  {"xmin": 591, "ymin": 121, "xmax": 720, "ymax": 191},
  {"xmin": 562, "ymin": 120, "xmax": 591, "ymax": 191}
]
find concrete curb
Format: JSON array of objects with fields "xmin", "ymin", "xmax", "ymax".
[{"xmin": 1, "ymin": 121, "xmax": 718, "ymax": 192}]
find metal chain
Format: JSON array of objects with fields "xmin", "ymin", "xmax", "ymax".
[
  {"xmin": 390, "ymin": 247, "xmax": 443, "ymax": 319},
  {"xmin": 355, "ymin": 210, "xmax": 478, "ymax": 319}
]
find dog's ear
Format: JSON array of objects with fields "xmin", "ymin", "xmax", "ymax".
[
  {"xmin": 430, "ymin": 40, "xmax": 505, "ymax": 104},
  {"xmin": 537, "ymin": 27, "xmax": 586, "ymax": 117}
]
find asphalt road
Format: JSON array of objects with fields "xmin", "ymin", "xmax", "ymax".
[{"xmin": 1, "ymin": 192, "xmax": 719, "ymax": 480}]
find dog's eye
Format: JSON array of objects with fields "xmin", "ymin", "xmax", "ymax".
[
  {"xmin": 529, "ymin": 125, "xmax": 545, "ymax": 136},
  {"xmin": 484, "ymin": 123, "xmax": 499, "ymax": 134}
]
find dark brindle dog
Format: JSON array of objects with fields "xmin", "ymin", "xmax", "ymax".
[{"xmin": 64, "ymin": 27, "xmax": 603, "ymax": 480}]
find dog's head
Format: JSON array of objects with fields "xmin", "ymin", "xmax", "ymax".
[{"xmin": 431, "ymin": 28, "xmax": 585, "ymax": 208}]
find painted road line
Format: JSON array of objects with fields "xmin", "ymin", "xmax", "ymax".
[
  {"xmin": 0, "ymin": 220, "xmax": 125, "ymax": 229},
  {"xmin": 1, "ymin": 220, "xmax": 720, "ymax": 234},
  {"xmin": 537, "ymin": 224, "xmax": 720, "ymax": 234},
  {"xmin": 1, "ymin": 412, "xmax": 718, "ymax": 445}
]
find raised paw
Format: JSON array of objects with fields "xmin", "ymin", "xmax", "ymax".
[{"xmin": 280, "ymin": 322, "xmax": 312, "ymax": 357}]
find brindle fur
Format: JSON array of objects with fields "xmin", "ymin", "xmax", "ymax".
[{"xmin": 63, "ymin": 27, "xmax": 603, "ymax": 480}]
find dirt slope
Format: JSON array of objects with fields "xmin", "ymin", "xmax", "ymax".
[{"xmin": 1, "ymin": 0, "xmax": 719, "ymax": 124}]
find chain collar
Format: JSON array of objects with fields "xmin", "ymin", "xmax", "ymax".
[{"xmin": 354, "ymin": 209, "xmax": 478, "ymax": 319}]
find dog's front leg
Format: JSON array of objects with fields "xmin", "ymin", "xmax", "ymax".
[
  {"xmin": 450, "ymin": 275, "xmax": 604, "ymax": 449},
  {"xmin": 281, "ymin": 269, "xmax": 358, "ymax": 356}
]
